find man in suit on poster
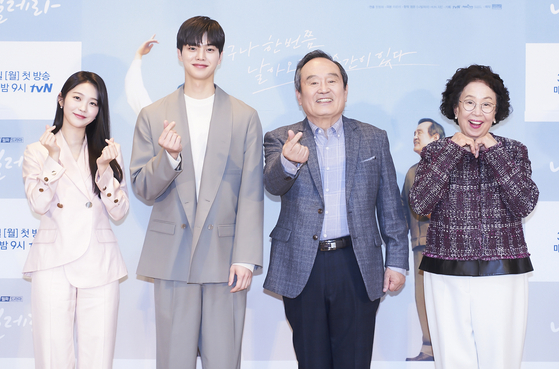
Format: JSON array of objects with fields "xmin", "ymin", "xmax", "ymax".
[
  {"xmin": 263, "ymin": 49, "xmax": 409, "ymax": 369},
  {"xmin": 130, "ymin": 16, "xmax": 263, "ymax": 369},
  {"xmin": 401, "ymin": 118, "xmax": 445, "ymax": 362}
]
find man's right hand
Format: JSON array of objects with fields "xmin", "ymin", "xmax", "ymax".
[
  {"xmin": 282, "ymin": 129, "xmax": 309, "ymax": 164},
  {"xmin": 159, "ymin": 120, "xmax": 182, "ymax": 160}
]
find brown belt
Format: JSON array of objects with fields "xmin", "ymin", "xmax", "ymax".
[{"xmin": 318, "ymin": 236, "xmax": 352, "ymax": 251}]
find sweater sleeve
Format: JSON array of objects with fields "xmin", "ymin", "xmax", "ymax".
[
  {"xmin": 409, "ymin": 139, "xmax": 467, "ymax": 216},
  {"xmin": 481, "ymin": 140, "xmax": 539, "ymax": 218}
]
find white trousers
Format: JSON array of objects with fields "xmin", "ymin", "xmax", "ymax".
[
  {"xmin": 424, "ymin": 272, "xmax": 528, "ymax": 369},
  {"xmin": 31, "ymin": 266, "xmax": 120, "ymax": 369}
]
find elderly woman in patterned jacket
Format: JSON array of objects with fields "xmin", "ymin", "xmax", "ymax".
[{"xmin": 409, "ymin": 65, "xmax": 538, "ymax": 369}]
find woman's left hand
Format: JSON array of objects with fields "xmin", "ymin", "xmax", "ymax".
[{"xmin": 96, "ymin": 138, "xmax": 119, "ymax": 176}]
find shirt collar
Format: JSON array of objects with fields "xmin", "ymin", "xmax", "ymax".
[{"xmin": 308, "ymin": 116, "xmax": 344, "ymax": 136}]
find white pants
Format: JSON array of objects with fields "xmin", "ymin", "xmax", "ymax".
[
  {"xmin": 31, "ymin": 266, "xmax": 120, "ymax": 369},
  {"xmin": 424, "ymin": 272, "xmax": 528, "ymax": 369}
]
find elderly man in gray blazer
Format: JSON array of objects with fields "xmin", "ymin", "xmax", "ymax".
[
  {"xmin": 263, "ymin": 50, "xmax": 408, "ymax": 369},
  {"xmin": 130, "ymin": 17, "xmax": 263, "ymax": 369}
]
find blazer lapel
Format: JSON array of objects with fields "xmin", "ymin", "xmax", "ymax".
[
  {"xmin": 56, "ymin": 132, "xmax": 90, "ymax": 199},
  {"xmin": 169, "ymin": 87, "xmax": 197, "ymax": 231},
  {"xmin": 343, "ymin": 116, "xmax": 360, "ymax": 202},
  {"xmin": 191, "ymin": 86, "xmax": 232, "ymax": 249},
  {"xmin": 300, "ymin": 118, "xmax": 324, "ymax": 205}
]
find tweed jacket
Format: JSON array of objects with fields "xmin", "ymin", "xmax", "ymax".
[
  {"xmin": 409, "ymin": 135, "xmax": 538, "ymax": 261},
  {"xmin": 263, "ymin": 116, "xmax": 409, "ymax": 301}
]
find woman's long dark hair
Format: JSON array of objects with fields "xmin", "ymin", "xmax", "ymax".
[{"xmin": 52, "ymin": 71, "xmax": 123, "ymax": 197}]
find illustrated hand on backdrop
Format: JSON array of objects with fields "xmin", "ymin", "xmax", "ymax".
[{"xmin": 135, "ymin": 34, "xmax": 159, "ymax": 60}]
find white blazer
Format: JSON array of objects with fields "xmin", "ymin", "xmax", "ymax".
[{"xmin": 22, "ymin": 131, "xmax": 128, "ymax": 288}]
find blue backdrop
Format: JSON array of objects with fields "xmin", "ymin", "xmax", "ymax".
[{"xmin": 1, "ymin": 1, "xmax": 558, "ymax": 367}]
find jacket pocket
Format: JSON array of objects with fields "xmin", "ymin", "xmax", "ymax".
[
  {"xmin": 360, "ymin": 156, "xmax": 376, "ymax": 163},
  {"xmin": 269, "ymin": 226, "xmax": 291, "ymax": 242},
  {"xmin": 149, "ymin": 219, "xmax": 176, "ymax": 235},
  {"xmin": 218, "ymin": 224, "xmax": 235, "ymax": 237},
  {"xmin": 95, "ymin": 229, "xmax": 117, "ymax": 243},
  {"xmin": 34, "ymin": 229, "xmax": 57, "ymax": 243}
]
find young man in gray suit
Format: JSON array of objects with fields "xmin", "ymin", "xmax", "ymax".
[
  {"xmin": 263, "ymin": 50, "xmax": 409, "ymax": 369},
  {"xmin": 130, "ymin": 16, "xmax": 263, "ymax": 369}
]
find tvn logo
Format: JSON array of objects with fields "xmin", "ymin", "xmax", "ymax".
[
  {"xmin": 0, "ymin": 137, "xmax": 24, "ymax": 144},
  {"xmin": 0, "ymin": 296, "xmax": 23, "ymax": 302}
]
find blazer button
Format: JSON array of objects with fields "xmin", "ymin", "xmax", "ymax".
[
  {"xmin": 44, "ymin": 177, "xmax": 49, "ymax": 182},
  {"xmin": 313, "ymin": 235, "xmax": 318, "ymax": 240},
  {"xmin": 114, "ymin": 199, "xmax": 119, "ymax": 203},
  {"xmin": 318, "ymin": 209, "xmax": 323, "ymax": 214},
  {"xmin": 181, "ymin": 224, "xmax": 187, "ymax": 229},
  {"xmin": 102, "ymin": 186, "xmax": 107, "ymax": 191},
  {"xmin": 85, "ymin": 202, "xmax": 92, "ymax": 208},
  {"xmin": 57, "ymin": 203, "xmax": 63, "ymax": 208},
  {"xmin": 208, "ymin": 225, "xmax": 213, "ymax": 230},
  {"xmin": 38, "ymin": 188, "xmax": 44, "ymax": 192},
  {"xmin": 107, "ymin": 193, "xmax": 112, "ymax": 197}
]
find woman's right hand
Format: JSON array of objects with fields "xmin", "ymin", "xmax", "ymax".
[{"xmin": 39, "ymin": 125, "xmax": 60, "ymax": 162}]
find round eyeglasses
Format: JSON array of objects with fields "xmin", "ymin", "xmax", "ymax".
[{"xmin": 460, "ymin": 99, "xmax": 496, "ymax": 114}]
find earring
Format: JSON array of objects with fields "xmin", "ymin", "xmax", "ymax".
[{"xmin": 454, "ymin": 116, "xmax": 457, "ymax": 120}]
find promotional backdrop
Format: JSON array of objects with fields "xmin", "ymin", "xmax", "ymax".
[{"xmin": 1, "ymin": 1, "xmax": 559, "ymax": 368}]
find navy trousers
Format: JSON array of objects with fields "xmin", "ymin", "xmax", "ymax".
[{"xmin": 283, "ymin": 244, "xmax": 380, "ymax": 369}]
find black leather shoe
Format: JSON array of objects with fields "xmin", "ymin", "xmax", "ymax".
[{"xmin": 406, "ymin": 352, "xmax": 434, "ymax": 361}]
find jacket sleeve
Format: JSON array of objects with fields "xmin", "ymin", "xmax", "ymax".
[
  {"xmin": 22, "ymin": 145, "xmax": 66, "ymax": 215},
  {"xmin": 129, "ymin": 109, "xmax": 182, "ymax": 203},
  {"xmin": 263, "ymin": 128, "xmax": 300, "ymax": 196},
  {"xmin": 482, "ymin": 141, "xmax": 539, "ymax": 218},
  {"xmin": 409, "ymin": 140, "xmax": 467, "ymax": 216},
  {"xmin": 375, "ymin": 131, "xmax": 409, "ymax": 270},
  {"xmin": 95, "ymin": 145, "xmax": 130, "ymax": 221},
  {"xmin": 231, "ymin": 111, "xmax": 264, "ymax": 268}
]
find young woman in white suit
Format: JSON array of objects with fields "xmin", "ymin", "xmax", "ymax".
[{"xmin": 22, "ymin": 71, "xmax": 129, "ymax": 369}]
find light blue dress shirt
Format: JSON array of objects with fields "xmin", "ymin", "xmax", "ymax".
[
  {"xmin": 281, "ymin": 117, "xmax": 349, "ymax": 240},
  {"xmin": 280, "ymin": 117, "xmax": 405, "ymax": 276}
]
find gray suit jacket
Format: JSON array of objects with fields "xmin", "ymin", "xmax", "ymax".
[
  {"xmin": 263, "ymin": 116, "xmax": 408, "ymax": 301},
  {"xmin": 130, "ymin": 85, "xmax": 263, "ymax": 283}
]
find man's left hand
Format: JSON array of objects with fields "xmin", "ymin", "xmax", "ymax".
[
  {"xmin": 228, "ymin": 265, "xmax": 253, "ymax": 293},
  {"xmin": 383, "ymin": 268, "xmax": 405, "ymax": 292}
]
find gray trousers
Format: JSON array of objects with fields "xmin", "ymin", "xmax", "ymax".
[{"xmin": 154, "ymin": 279, "xmax": 247, "ymax": 369}]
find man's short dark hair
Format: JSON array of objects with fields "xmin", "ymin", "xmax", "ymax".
[
  {"xmin": 294, "ymin": 50, "xmax": 348, "ymax": 93},
  {"xmin": 417, "ymin": 118, "xmax": 445, "ymax": 139},
  {"xmin": 176, "ymin": 16, "xmax": 225, "ymax": 54}
]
